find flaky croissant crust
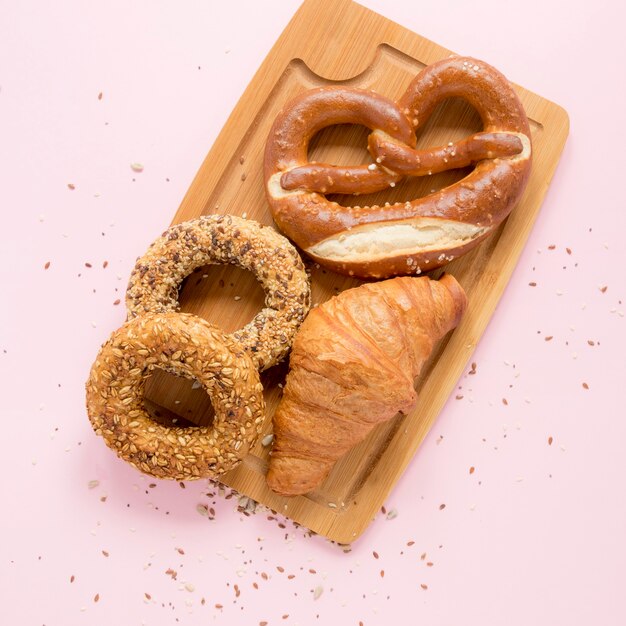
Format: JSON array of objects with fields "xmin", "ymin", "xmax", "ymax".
[{"xmin": 267, "ymin": 274, "xmax": 467, "ymax": 496}]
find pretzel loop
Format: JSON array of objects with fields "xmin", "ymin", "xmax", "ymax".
[
  {"xmin": 264, "ymin": 56, "xmax": 532, "ymax": 279},
  {"xmin": 367, "ymin": 130, "xmax": 524, "ymax": 177},
  {"xmin": 268, "ymin": 88, "xmax": 415, "ymax": 196}
]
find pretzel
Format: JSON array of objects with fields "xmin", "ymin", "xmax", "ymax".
[
  {"xmin": 264, "ymin": 56, "xmax": 532, "ymax": 279},
  {"xmin": 126, "ymin": 215, "xmax": 311, "ymax": 371},
  {"xmin": 86, "ymin": 313, "xmax": 265, "ymax": 480}
]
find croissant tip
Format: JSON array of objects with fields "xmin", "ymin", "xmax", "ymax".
[
  {"xmin": 438, "ymin": 273, "xmax": 468, "ymax": 322},
  {"xmin": 267, "ymin": 457, "xmax": 333, "ymax": 497}
]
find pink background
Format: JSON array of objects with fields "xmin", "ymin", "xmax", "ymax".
[{"xmin": 1, "ymin": 0, "xmax": 625, "ymax": 624}]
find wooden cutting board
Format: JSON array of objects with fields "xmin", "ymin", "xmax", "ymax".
[{"xmin": 142, "ymin": 0, "xmax": 569, "ymax": 543}]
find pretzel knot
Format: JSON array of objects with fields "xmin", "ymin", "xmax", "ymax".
[{"xmin": 264, "ymin": 56, "xmax": 532, "ymax": 279}]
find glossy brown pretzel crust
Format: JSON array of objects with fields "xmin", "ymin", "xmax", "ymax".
[{"xmin": 264, "ymin": 56, "xmax": 532, "ymax": 279}]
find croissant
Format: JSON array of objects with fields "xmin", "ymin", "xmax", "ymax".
[{"xmin": 266, "ymin": 274, "xmax": 467, "ymax": 496}]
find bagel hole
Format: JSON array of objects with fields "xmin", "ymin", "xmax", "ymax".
[
  {"xmin": 144, "ymin": 370, "xmax": 216, "ymax": 428},
  {"xmin": 144, "ymin": 263, "xmax": 266, "ymax": 429},
  {"xmin": 310, "ymin": 98, "xmax": 483, "ymax": 208},
  {"xmin": 177, "ymin": 263, "xmax": 266, "ymax": 333}
]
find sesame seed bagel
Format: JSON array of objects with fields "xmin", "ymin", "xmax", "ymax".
[
  {"xmin": 126, "ymin": 215, "xmax": 311, "ymax": 371},
  {"xmin": 86, "ymin": 312, "xmax": 265, "ymax": 480}
]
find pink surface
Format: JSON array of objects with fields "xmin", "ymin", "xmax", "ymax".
[{"xmin": 1, "ymin": 0, "xmax": 625, "ymax": 624}]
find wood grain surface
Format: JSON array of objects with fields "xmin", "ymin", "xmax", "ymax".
[{"xmin": 142, "ymin": 0, "xmax": 569, "ymax": 543}]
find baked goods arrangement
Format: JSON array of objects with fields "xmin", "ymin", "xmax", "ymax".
[
  {"xmin": 86, "ymin": 216, "xmax": 311, "ymax": 479},
  {"xmin": 264, "ymin": 56, "xmax": 532, "ymax": 279},
  {"xmin": 86, "ymin": 55, "xmax": 531, "ymax": 502}
]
